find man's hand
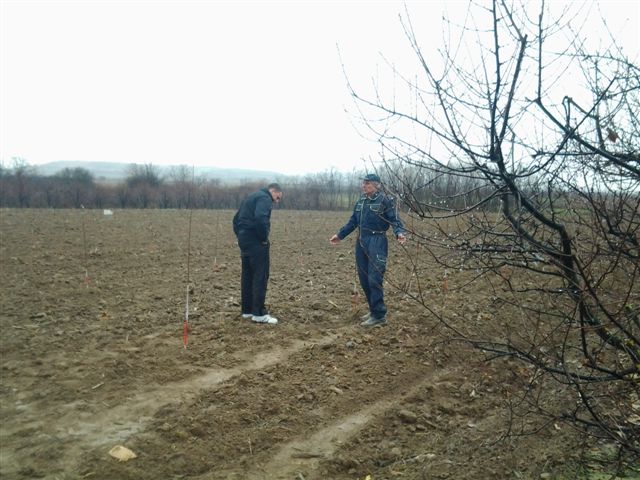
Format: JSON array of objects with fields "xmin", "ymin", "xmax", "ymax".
[
  {"xmin": 397, "ymin": 234, "xmax": 407, "ymax": 245},
  {"xmin": 329, "ymin": 234, "xmax": 341, "ymax": 245}
]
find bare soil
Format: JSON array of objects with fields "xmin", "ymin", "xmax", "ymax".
[{"xmin": 0, "ymin": 209, "xmax": 599, "ymax": 479}]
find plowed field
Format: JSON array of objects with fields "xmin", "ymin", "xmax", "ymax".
[{"xmin": 1, "ymin": 209, "xmax": 588, "ymax": 479}]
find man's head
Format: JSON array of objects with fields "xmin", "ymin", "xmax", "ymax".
[
  {"xmin": 267, "ymin": 183, "xmax": 283, "ymax": 203},
  {"xmin": 361, "ymin": 173, "xmax": 381, "ymax": 197}
]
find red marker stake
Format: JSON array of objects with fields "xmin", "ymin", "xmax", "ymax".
[{"xmin": 183, "ymin": 318, "xmax": 189, "ymax": 348}]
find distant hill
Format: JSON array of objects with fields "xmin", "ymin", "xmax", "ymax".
[{"xmin": 33, "ymin": 161, "xmax": 287, "ymax": 184}]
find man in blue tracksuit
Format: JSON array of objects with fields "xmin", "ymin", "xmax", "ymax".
[
  {"xmin": 233, "ymin": 183, "xmax": 283, "ymax": 325},
  {"xmin": 330, "ymin": 174, "xmax": 406, "ymax": 327}
]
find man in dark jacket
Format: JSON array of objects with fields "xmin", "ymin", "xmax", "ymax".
[
  {"xmin": 233, "ymin": 183, "xmax": 283, "ymax": 324},
  {"xmin": 330, "ymin": 174, "xmax": 406, "ymax": 327}
]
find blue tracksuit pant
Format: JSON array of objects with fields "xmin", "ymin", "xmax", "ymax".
[{"xmin": 356, "ymin": 235, "xmax": 388, "ymax": 319}]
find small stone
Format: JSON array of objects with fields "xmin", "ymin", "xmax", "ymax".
[
  {"xmin": 398, "ymin": 409, "xmax": 418, "ymax": 423},
  {"xmin": 108, "ymin": 445, "xmax": 137, "ymax": 462}
]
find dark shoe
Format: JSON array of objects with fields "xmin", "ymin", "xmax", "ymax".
[
  {"xmin": 361, "ymin": 316, "xmax": 387, "ymax": 327},
  {"xmin": 360, "ymin": 312, "xmax": 371, "ymax": 323}
]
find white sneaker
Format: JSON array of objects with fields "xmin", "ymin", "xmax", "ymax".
[
  {"xmin": 241, "ymin": 313, "xmax": 253, "ymax": 319},
  {"xmin": 252, "ymin": 314, "xmax": 278, "ymax": 325}
]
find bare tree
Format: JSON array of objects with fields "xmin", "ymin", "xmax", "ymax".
[
  {"xmin": 348, "ymin": 0, "xmax": 639, "ymax": 458},
  {"xmin": 126, "ymin": 163, "xmax": 163, "ymax": 208},
  {"xmin": 167, "ymin": 165, "xmax": 194, "ymax": 208},
  {"xmin": 11, "ymin": 157, "xmax": 34, "ymax": 207},
  {"xmin": 54, "ymin": 167, "xmax": 95, "ymax": 208}
]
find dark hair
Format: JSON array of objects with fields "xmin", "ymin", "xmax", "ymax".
[{"xmin": 267, "ymin": 183, "xmax": 282, "ymax": 192}]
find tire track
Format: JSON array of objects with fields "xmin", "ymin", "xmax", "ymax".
[
  {"xmin": 207, "ymin": 368, "xmax": 451, "ymax": 480},
  {"xmin": 0, "ymin": 332, "xmax": 339, "ymax": 478},
  {"xmin": 82, "ymin": 334, "xmax": 338, "ymax": 447}
]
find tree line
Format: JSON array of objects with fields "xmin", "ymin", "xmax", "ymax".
[
  {"xmin": 0, "ymin": 161, "xmax": 366, "ymax": 210},
  {"xmin": 0, "ymin": 159, "xmax": 500, "ymax": 212}
]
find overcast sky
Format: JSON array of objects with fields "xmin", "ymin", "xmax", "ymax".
[{"xmin": 1, "ymin": 0, "xmax": 638, "ymax": 175}]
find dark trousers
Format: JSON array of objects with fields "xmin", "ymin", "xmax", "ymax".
[
  {"xmin": 239, "ymin": 242, "xmax": 270, "ymax": 316},
  {"xmin": 355, "ymin": 235, "xmax": 388, "ymax": 319}
]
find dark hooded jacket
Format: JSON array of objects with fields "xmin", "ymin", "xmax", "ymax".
[{"xmin": 232, "ymin": 188, "xmax": 273, "ymax": 244}]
